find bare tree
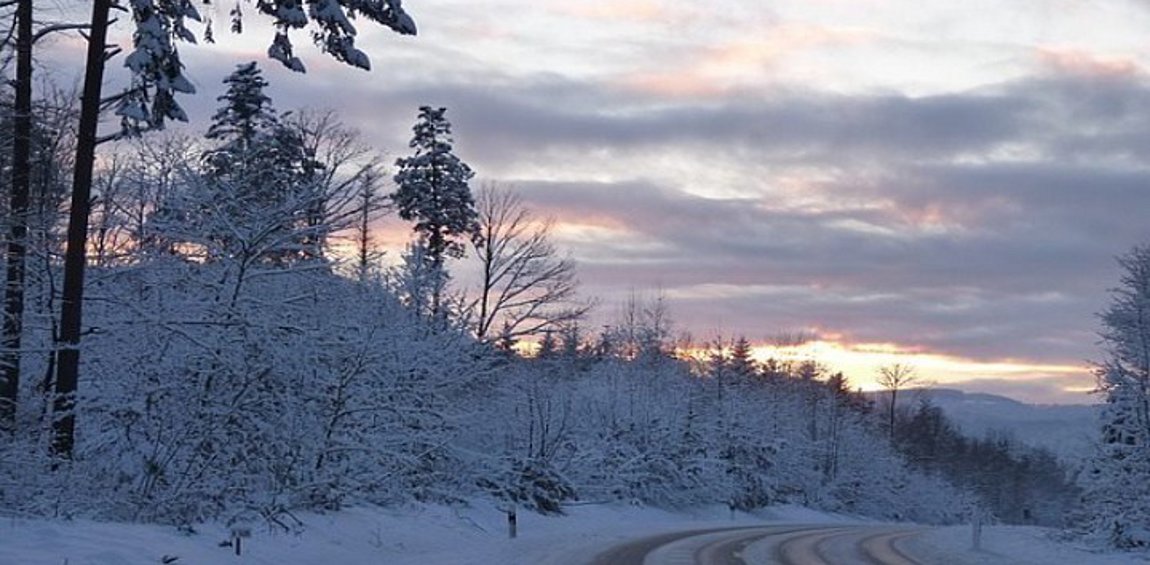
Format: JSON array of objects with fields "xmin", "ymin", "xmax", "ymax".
[
  {"xmin": 0, "ymin": 0, "xmax": 84, "ymax": 429},
  {"xmin": 92, "ymin": 133, "xmax": 200, "ymax": 260},
  {"xmin": 353, "ymin": 173, "xmax": 387, "ymax": 282},
  {"xmin": 284, "ymin": 109, "xmax": 388, "ymax": 263},
  {"xmin": 877, "ymin": 363, "xmax": 918, "ymax": 440},
  {"xmin": 468, "ymin": 184, "xmax": 590, "ymax": 343}
]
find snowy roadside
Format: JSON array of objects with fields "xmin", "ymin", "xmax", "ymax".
[
  {"xmin": 903, "ymin": 524, "xmax": 1148, "ymax": 565},
  {"xmin": 0, "ymin": 502, "xmax": 1144, "ymax": 565},
  {"xmin": 0, "ymin": 503, "xmax": 840, "ymax": 565}
]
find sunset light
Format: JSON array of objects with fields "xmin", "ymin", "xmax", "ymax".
[
  {"xmin": 747, "ymin": 338, "xmax": 1088, "ymax": 400},
  {"xmin": 12, "ymin": 0, "xmax": 1150, "ymax": 560}
]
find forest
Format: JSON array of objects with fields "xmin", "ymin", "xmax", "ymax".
[{"xmin": 0, "ymin": 0, "xmax": 1146, "ymax": 555}]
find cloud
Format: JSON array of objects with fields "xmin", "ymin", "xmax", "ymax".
[
  {"xmin": 618, "ymin": 23, "xmax": 876, "ymax": 98},
  {"xmin": 153, "ymin": 61, "xmax": 1147, "ymax": 375},
  {"xmin": 317, "ymin": 75, "xmax": 1036, "ymax": 177},
  {"xmin": 54, "ymin": 1, "xmax": 1150, "ymax": 403},
  {"xmin": 554, "ymin": 1, "xmax": 674, "ymax": 23},
  {"xmin": 1036, "ymin": 47, "xmax": 1142, "ymax": 79}
]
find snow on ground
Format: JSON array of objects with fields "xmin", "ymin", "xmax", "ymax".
[
  {"xmin": 0, "ymin": 501, "xmax": 1144, "ymax": 564},
  {"xmin": 904, "ymin": 525, "xmax": 1149, "ymax": 565}
]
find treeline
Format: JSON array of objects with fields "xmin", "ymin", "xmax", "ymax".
[
  {"xmin": 892, "ymin": 400, "xmax": 1081, "ymax": 527},
  {"xmin": 0, "ymin": 278, "xmax": 976, "ymax": 525}
]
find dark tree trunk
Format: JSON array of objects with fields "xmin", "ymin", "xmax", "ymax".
[
  {"xmin": 0, "ymin": 0, "xmax": 33, "ymax": 430},
  {"xmin": 52, "ymin": 0, "xmax": 112, "ymax": 458},
  {"xmin": 888, "ymin": 388, "xmax": 898, "ymax": 440}
]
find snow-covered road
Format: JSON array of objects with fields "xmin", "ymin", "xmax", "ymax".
[{"xmin": 590, "ymin": 524, "xmax": 924, "ymax": 564}]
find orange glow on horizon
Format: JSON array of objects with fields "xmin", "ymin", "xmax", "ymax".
[{"xmin": 677, "ymin": 338, "xmax": 1087, "ymax": 399}]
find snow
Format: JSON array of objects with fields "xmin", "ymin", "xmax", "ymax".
[
  {"xmin": 905, "ymin": 525, "xmax": 1148, "ymax": 564},
  {"xmin": 1, "ymin": 502, "xmax": 1142, "ymax": 565}
]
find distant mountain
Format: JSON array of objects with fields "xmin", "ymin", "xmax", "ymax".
[{"xmin": 892, "ymin": 388, "xmax": 1099, "ymax": 461}]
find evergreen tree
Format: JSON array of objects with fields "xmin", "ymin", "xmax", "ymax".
[
  {"xmin": 205, "ymin": 62, "xmax": 277, "ymax": 150},
  {"xmin": 165, "ymin": 62, "xmax": 324, "ymax": 265},
  {"xmin": 1083, "ymin": 245, "xmax": 1150, "ymax": 548},
  {"xmin": 729, "ymin": 336, "xmax": 758, "ymax": 383},
  {"xmin": 391, "ymin": 106, "xmax": 480, "ymax": 315}
]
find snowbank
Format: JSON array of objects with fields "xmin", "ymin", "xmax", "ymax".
[{"xmin": 0, "ymin": 502, "xmax": 1143, "ymax": 564}]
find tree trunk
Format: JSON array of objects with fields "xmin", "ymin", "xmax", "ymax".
[
  {"xmin": 51, "ymin": 0, "xmax": 112, "ymax": 458},
  {"xmin": 0, "ymin": 0, "xmax": 33, "ymax": 430},
  {"xmin": 888, "ymin": 388, "xmax": 898, "ymax": 440}
]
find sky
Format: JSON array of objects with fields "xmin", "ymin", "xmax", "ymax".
[{"xmin": 40, "ymin": 0, "xmax": 1150, "ymax": 403}]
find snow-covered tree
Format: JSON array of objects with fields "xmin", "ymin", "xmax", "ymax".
[
  {"xmin": 1082, "ymin": 245, "xmax": 1150, "ymax": 548},
  {"xmin": 117, "ymin": 0, "xmax": 418, "ymax": 134},
  {"xmin": 392, "ymin": 106, "xmax": 480, "ymax": 316},
  {"xmin": 157, "ymin": 62, "xmax": 325, "ymax": 266},
  {"xmin": 204, "ymin": 61, "xmax": 277, "ymax": 148},
  {"xmin": 0, "ymin": 82, "xmax": 73, "ymax": 428},
  {"xmin": 51, "ymin": 0, "xmax": 418, "ymax": 457},
  {"xmin": 0, "ymin": 0, "xmax": 34, "ymax": 429},
  {"xmin": 389, "ymin": 240, "xmax": 448, "ymax": 321}
]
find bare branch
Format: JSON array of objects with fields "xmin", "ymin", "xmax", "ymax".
[
  {"xmin": 31, "ymin": 23, "xmax": 91, "ymax": 44},
  {"xmin": 468, "ymin": 183, "xmax": 591, "ymax": 343}
]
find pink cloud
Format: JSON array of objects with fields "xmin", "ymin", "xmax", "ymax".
[
  {"xmin": 556, "ymin": 0, "xmax": 672, "ymax": 23},
  {"xmin": 615, "ymin": 23, "xmax": 874, "ymax": 99},
  {"xmin": 1036, "ymin": 47, "xmax": 1141, "ymax": 78}
]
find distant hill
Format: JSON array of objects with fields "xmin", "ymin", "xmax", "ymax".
[{"xmin": 886, "ymin": 388, "xmax": 1100, "ymax": 461}]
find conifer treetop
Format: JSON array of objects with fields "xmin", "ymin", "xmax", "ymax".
[
  {"xmin": 392, "ymin": 106, "xmax": 481, "ymax": 262},
  {"xmin": 206, "ymin": 62, "xmax": 278, "ymax": 147}
]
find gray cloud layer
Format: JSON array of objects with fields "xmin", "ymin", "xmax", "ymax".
[
  {"xmin": 154, "ymin": 35, "xmax": 1150, "ymax": 401},
  {"xmin": 366, "ymin": 71, "xmax": 1147, "ymax": 370}
]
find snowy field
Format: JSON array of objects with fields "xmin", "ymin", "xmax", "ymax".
[{"xmin": 1, "ymin": 502, "xmax": 1144, "ymax": 565}]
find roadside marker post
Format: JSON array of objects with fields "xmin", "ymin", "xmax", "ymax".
[{"xmin": 971, "ymin": 509, "xmax": 982, "ymax": 550}]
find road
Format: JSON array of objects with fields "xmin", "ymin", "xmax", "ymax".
[{"xmin": 590, "ymin": 524, "xmax": 926, "ymax": 565}]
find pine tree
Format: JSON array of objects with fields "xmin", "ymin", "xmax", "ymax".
[
  {"xmin": 729, "ymin": 336, "xmax": 758, "ymax": 382},
  {"xmin": 391, "ymin": 106, "xmax": 480, "ymax": 316},
  {"xmin": 178, "ymin": 62, "xmax": 324, "ymax": 265},
  {"xmin": 1083, "ymin": 245, "xmax": 1150, "ymax": 548},
  {"xmin": 205, "ymin": 62, "xmax": 277, "ymax": 150}
]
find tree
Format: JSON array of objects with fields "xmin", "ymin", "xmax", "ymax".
[
  {"xmin": 602, "ymin": 291, "xmax": 675, "ymax": 362},
  {"xmin": 0, "ymin": 0, "xmax": 32, "ymax": 428},
  {"xmin": 204, "ymin": 61, "xmax": 276, "ymax": 149},
  {"xmin": 469, "ymin": 184, "xmax": 589, "ymax": 342},
  {"xmin": 876, "ymin": 363, "xmax": 917, "ymax": 440},
  {"xmin": 193, "ymin": 62, "xmax": 323, "ymax": 265},
  {"xmin": 0, "ymin": 0, "xmax": 89, "ymax": 431},
  {"xmin": 389, "ymin": 240, "xmax": 444, "ymax": 320},
  {"xmin": 284, "ymin": 110, "xmax": 387, "ymax": 280},
  {"xmin": 728, "ymin": 336, "xmax": 758, "ymax": 382},
  {"xmin": 1083, "ymin": 245, "xmax": 1150, "ymax": 547},
  {"xmin": 92, "ymin": 132, "xmax": 198, "ymax": 261},
  {"xmin": 50, "ymin": 0, "xmax": 418, "ymax": 458},
  {"xmin": 51, "ymin": 0, "xmax": 117, "ymax": 458},
  {"xmin": 391, "ymin": 106, "xmax": 480, "ymax": 317}
]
